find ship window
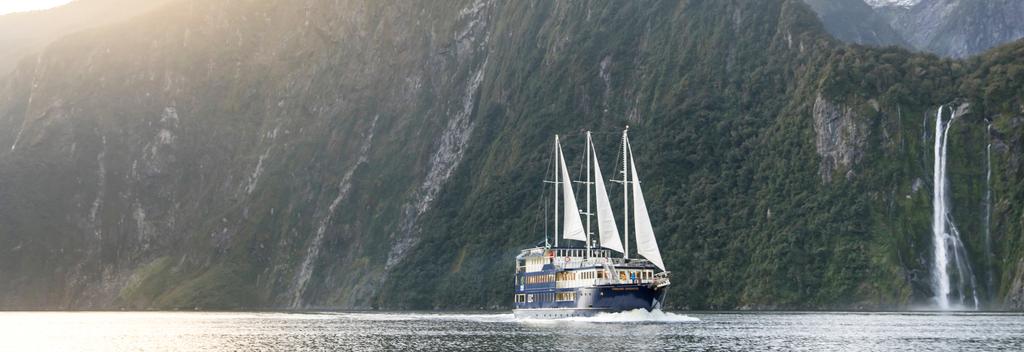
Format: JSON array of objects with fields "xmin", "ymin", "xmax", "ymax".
[
  {"xmin": 597, "ymin": 271, "xmax": 605, "ymax": 279},
  {"xmin": 556, "ymin": 292, "xmax": 576, "ymax": 301}
]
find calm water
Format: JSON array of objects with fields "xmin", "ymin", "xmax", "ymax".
[{"xmin": 1, "ymin": 310, "xmax": 1022, "ymax": 351}]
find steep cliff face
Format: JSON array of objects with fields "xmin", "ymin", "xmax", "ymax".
[
  {"xmin": 812, "ymin": 94, "xmax": 867, "ymax": 183},
  {"xmin": 0, "ymin": 0, "xmax": 497, "ymax": 309},
  {"xmin": 0, "ymin": 0, "xmax": 1023, "ymax": 311}
]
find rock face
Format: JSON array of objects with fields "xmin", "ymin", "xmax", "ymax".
[
  {"xmin": 0, "ymin": 0, "xmax": 1023, "ymax": 311},
  {"xmin": 881, "ymin": 0, "xmax": 1024, "ymax": 58},
  {"xmin": 802, "ymin": 0, "xmax": 907, "ymax": 48},
  {"xmin": 807, "ymin": 0, "xmax": 1024, "ymax": 58},
  {"xmin": 812, "ymin": 94, "xmax": 866, "ymax": 183},
  {"xmin": 1007, "ymin": 260, "xmax": 1024, "ymax": 310},
  {"xmin": 0, "ymin": 0, "xmax": 497, "ymax": 309}
]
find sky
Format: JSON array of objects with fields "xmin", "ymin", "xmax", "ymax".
[{"xmin": 0, "ymin": 0, "xmax": 73, "ymax": 16}]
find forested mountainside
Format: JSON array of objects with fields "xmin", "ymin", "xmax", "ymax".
[
  {"xmin": 0, "ymin": 0, "xmax": 1022, "ymax": 311},
  {"xmin": 806, "ymin": 0, "xmax": 1024, "ymax": 59}
]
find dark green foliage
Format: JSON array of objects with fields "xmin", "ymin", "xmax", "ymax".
[
  {"xmin": 382, "ymin": 1, "xmax": 1024, "ymax": 310},
  {"xmin": 1, "ymin": 0, "xmax": 1023, "ymax": 311}
]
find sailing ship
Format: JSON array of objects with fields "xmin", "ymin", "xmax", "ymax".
[{"xmin": 513, "ymin": 128, "xmax": 671, "ymax": 319}]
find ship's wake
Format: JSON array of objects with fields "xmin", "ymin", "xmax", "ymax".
[
  {"xmin": 325, "ymin": 310, "xmax": 697, "ymax": 324},
  {"xmin": 333, "ymin": 312, "xmax": 516, "ymax": 323},
  {"xmin": 519, "ymin": 309, "xmax": 699, "ymax": 323}
]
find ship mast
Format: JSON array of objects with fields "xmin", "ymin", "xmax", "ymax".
[
  {"xmin": 622, "ymin": 127, "xmax": 630, "ymax": 260},
  {"xmin": 585, "ymin": 131, "xmax": 593, "ymax": 259},
  {"xmin": 551, "ymin": 135, "xmax": 560, "ymax": 248}
]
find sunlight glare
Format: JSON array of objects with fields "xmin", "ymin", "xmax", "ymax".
[{"xmin": 0, "ymin": 0, "xmax": 74, "ymax": 16}]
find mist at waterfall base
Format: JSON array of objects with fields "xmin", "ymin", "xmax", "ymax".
[{"xmin": 3, "ymin": 311, "xmax": 1023, "ymax": 351}]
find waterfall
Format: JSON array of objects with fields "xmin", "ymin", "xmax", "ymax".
[
  {"xmin": 930, "ymin": 106, "xmax": 979, "ymax": 310},
  {"xmin": 983, "ymin": 124, "xmax": 994, "ymax": 299}
]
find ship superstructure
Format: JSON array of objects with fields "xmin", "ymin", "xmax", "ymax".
[{"xmin": 513, "ymin": 129, "xmax": 670, "ymax": 319}]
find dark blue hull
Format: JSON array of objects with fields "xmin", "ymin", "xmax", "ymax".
[{"xmin": 513, "ymin": 284, "xmax": 667, "ymax": 319}]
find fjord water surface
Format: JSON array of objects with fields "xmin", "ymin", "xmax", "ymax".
[{"xmin": 1, "ymin": 310, "xmax": 1022, "ymax": 351}]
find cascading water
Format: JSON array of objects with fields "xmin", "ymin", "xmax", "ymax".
[
  {"xmin": 983, "ymin": 123, "xmax": 994, "ymax": 299},
  {"xmin": 930, "ymin": 106, "xmax": 980, "ymax": 310}
]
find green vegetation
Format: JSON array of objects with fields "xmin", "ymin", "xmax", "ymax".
[
  {"xmin": 382, "ymin": 1, "xmax": 1024, "ymax": 310},
  {"xmin": 0, "ymin": 0, "xmax": 1022, "ymax": 310}
]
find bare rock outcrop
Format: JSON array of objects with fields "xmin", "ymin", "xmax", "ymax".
[{"xmin": 813, "ymin": 94, "xmax": 867, "ymax": 183}]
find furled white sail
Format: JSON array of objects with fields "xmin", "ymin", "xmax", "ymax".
[
  {"xmin": 629, "ymin": 143, "xmax": 666, "ymax": 271},
  {"xmin": 558, "ymin": 142, "xmax": 587, "ymax": 242},
  {"xmin": 592, "ymin": 143, "xmax": 624, "ymax": 253}
]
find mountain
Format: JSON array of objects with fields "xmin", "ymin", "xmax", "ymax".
[
  {"xmin": 879, "ymin": 0, "xmax": 1024, "ymax": 58},
  {"xmin": 807, "ymin": 0, "xmax": 1024, "ymax": 58},
  {"xmin": 1, "ymin": 0, "xmax": 1023, "ymax": 311},
  {"xmin": 802, "ymin": 0, "xmax": 907, "ymax": 48},
  {"xmin": 0, "ymin": 0, "xmax": 174, "ymax": 75}
]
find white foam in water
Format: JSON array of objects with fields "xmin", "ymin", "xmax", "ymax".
[
  {"xmin": 335, "ymin": 312, "xmax": 517, "ymax": 323},
  {"xmin": 328, "ymin": 310, "xmax": 697, "ymax": 324},
  {"xmin": 519, "ymin": 309, "xmax": 699, "ymax": 323}
]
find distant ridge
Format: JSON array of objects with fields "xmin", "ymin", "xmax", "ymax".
[{"xmin": 806, "ymin": 0, "xmax": 1024, "ymax": 58}]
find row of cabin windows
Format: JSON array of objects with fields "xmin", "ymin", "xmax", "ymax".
[
  {"xmin": 555, "ymin": 292, "xmax": 576, "ymax": 301},
  {"xmin": 525, "ymin": 274, "xmax": 554, "ymax": 284},
  {"xmin": 552, "ymin": 270, "xmax": 653, "ymax": 282},
  {"xmin": 555, "ymin": 271, "xmax": 607, "ymax": 281},
  {"xmin": 513, "ymin": 291, "xmax": 582, "ymax": 303},
  {"xmin": 526, "ymin": 258, "xmax": 547, "ymax": 266},
  {"xmin": 526, "ymin": 270, "xmax": 654, "ymax": 286},
  {"xmin": 618, "ymin": 271, "xmax": 653, "ymax": 281},
  {"xmin": 515, "ymin": 292, "xmax": 558, "ymax": 303},
  {"xmin": 553, "ymin": 249, "xmax": 609, "ymax": 258}
]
